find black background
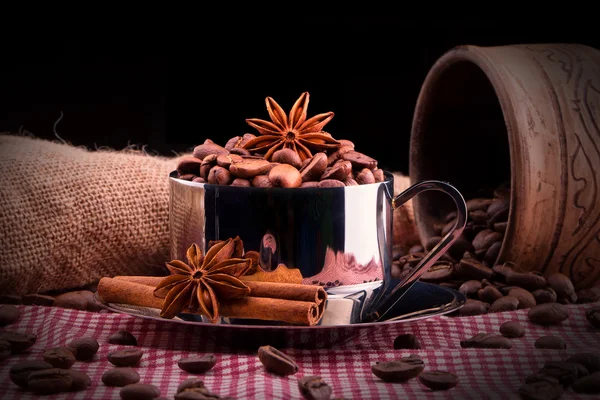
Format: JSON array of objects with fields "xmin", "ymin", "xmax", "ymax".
[{"xmin": 1, "ymin": 17, "xmax": 598, "ymax": 174}]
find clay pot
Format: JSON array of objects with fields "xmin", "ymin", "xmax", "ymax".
[{"xmin": 409, "ymin": 43, "xmax": 600, "ymax": 290}]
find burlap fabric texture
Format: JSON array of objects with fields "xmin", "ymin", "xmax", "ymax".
[{"xmin": 0, "ymin": 134, "xmax": 417, "ymax": 295}]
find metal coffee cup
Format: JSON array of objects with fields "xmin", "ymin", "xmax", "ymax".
[{"xmin": 169, "ymin": 170, "xmax": 466, "ymax": 325}]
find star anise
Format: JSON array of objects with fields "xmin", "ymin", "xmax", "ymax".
[
  {"xmin": 153, "ymin": 237, "xmax": 252, "ymax": 323},
  {"xmin": 242, "ymin": 92, "xmax": 342, "ymax": 162}
]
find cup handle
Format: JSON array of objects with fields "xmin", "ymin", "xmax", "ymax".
[{"xmin": 364, "ymin": 180, "xmax": 467, "ymax": 322}]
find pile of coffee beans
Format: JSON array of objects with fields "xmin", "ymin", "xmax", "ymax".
[{"xmin": 176, "ymin": 137, "xmax": 385, "ymax": 188}]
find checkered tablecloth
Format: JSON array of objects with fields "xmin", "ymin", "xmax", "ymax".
[{"xmin": 1, "ymin": 303, "xmax": 598, "ymax": 399}]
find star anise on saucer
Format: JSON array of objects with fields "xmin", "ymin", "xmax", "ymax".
[
  {"xmin": 242, "ymin": 92, "xmax": 342, "ymax": 162},
  {"xmin": 153, "ymin": 237, "xmax": 252, "ymax": 323}
]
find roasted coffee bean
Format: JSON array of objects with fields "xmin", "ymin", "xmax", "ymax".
[
  {"xmin": 373, "ymin": 168, "xmax": 385, "ymax": 182},
  {"xmin": 508, "ymin": 287, "xmax": 536, "ymax": 309},
  {"xmin": 300, "ymin": 181, "xmax": 319, "ymax": 188},
  {"xmin": 109, "ymin": 348, "xmax": 144, "ymax": 367},
  {"xmin": 506, "ymin": 272, "xmax": 547, "ymax": 291},
  {"xmin": 528, "ymin": 303, "xmax": 569, "ymax": 325},
  {"xmin": 0, "ymin": 304, "xmax": 20, "ymax": 326},
  {"xmin": 318, "ymin": 179, "xmax": 346, "ymax": 188},
  {"xmin": 458, "ymin": 280, "xmax": 482, "ymax": 296},
  {"xmin": 67, "ymin": 337, "xmax": 99, "ymax": 360},
  {"xmin": 109, "ymin": 330, "xmax": 138, "ymax": 346},
  {"xmin": 177, "ymin": 156, "xmax": 202, "ymax": 175},
  {"xmin": 192, "ymin": 177, "xmax": 205, "ymax": 183},
  {"xmin": 532, "ymin": 288, "xmax": 557, "ymax": 304},
  {"xmin": 0, "ymin": 294, "xmax": 21, "ymax": 304},
  {"xmin": 21, "ymin": 293, "xmax": 55, "ymax": 306},
  {"xmin": 229, "ymin": 158, "xmax": 271, "ymax": 178},
  {"xmin": 534, "ymin": 335, "xmax": 567, "ymax": 349},
  {"xmin": 231, "ymin": 178, "xmax": 251, "ymax": 187},
  {"xmin": 469, "ymin": 209, "xmax": 488, "ymax": 223},
  {"xmin": 199, "ymin": 154, "xmax": 217, "ymax": 180},
  {"xmin": 478, "ymin": 286, "xmax": 503, "ymax": 303},
  {"xmin": 0, "ymin": 339, "xmax": 11, "ymax": 361},
  {"xmin": 179, "ymin": 174, "xmax": 196, "ymax": 181},
  {"xmin": 327, "ymin": 145, "xmax": 353, "ymax": 166},
  {"xmin": 75, "ymin": 290, "xmax": 103, "ymax": 311},
  {"xmin": 258, "ymin": 345, "xmax": 298, "ymax": 376},
  {"xmin": 321, "ymin": 160, "xmax": 352, "ymax": 181},
  {"xmin": 459, "ymin": 299, "xmax": 490, "ymax": 316},
  {"xmin": 538, "ymin": 361, "xmax": 583, "ymax": 386},
  {"xmin": 216, "ymin": 154, "xmax": 243, "ymax": 169},
  {"xmin": 420, "ymin": 262, "xmax": 453, "ymax": 282},
  {"xmin": 576, "ymin": 287, "xmax": 600, "ymax": 303},
  {"xmin": 519, "ymin": 376, "xmax": 563, "ymax": 400},
  {"xmin": 192, "ymin": 142, "xmax": 229, "ymax": 160},
  {"xmin": 371, "ymin": 355, "xmax": 424, "ymax": 383},
  {"xmin": 0, "ymin": 330, "xmax": 37, "ymax": 353},
  {"xmin": 252, "ymin": 174, "xmax": 273, "ymax": 187},
  {"xmin": 488, "ymin": 296, "xmax": 519, "ymax": 313},
  {"xmin": 499, "ymin": 321, "xmax": 525, "ymax": 338},
  {"xmin": 44, "ymin": 346, "xmax": 76, "ymax": 369},
  {"xmin": 472, "ymin": 230, "xmax": 503, "ymax": 252},
  {"xmin": 586, "ymin": 307, "xmax": 600, "ymax": 328},
  {"xmin": 178, "ymin": 355, "xmax": 217, "ymax": 374},
  {"xmin": 28, "ymin": 368, "xmax": 73, "ymax": 394},
  {"xmin": 455, "ymin": 258, "xmax": 493, "ymax": 281},
  {"xmin": 272, "ymin": 148, "xmax": 302, "ymax": 169},
  {"xmin": 300, "ymin": 153, "xmax": 328, "ymax": 182},
  {"xmin": 393, "ymin": 334, "xmax": 421, "ymax": 349},
  {"xmin": 447, "ymin": 236, "xmax": 474, "ymax": 260},
  {"xmin": 546, "ymin": 273, "xmax": 575, "ymax": 298},
  {"xmin": 207, "ymin": 165, "xmax": 233, "ymax": 186},
  {"xmin": 10, "ymin": 360, "xmax": 54, "ymax": 387},
  {"xmin": 54, "ymin": 292, "xmax": 88, "ymax": 310},
  {"xmin": 492, "ymin": 263, "xmax": 515, "ymax": 281},
  {"xmin": 120, "ymin": 383, "xmax": 161, "ymax": 399},
  {"xmin": 297, "ymin": 375, "xmax": 333, "ymax": 400},
  {"xmin": 565, "ymin": 352, "xmax": 600, "ymax": 373},
  {"xmin": 176, "ymin": 378, "xmax": 207, "ymax": 394},
  {"xmin": 355, "ymin": 168, "xmax": 375, "ymax": 185},
  {"xmin": 341, "ymin": 150, "xmax": 377, "ymax": 170},
  {"xmin": 102, "ymin": 367, "xmax": 141, "ymax": 387},
  {"xmin": 68, "ymin": 370, "xmax": 92, "ymax": 391},
  {"xmin": 572, "ymin": 371, "xmax": 600, "ymax": 394},
  {"xmin": 493, "ymin": 222, "xmax": 508, "ymax": 234},
  {"xmin": 343, "ymin": 176, "xmax": 359, "ymax": 186},
  {"xmin": 417, "ymin": 371, "xmax": 458, "ymax": 391},
  {"xmin": 483, "ymin": 241, "xmax": 502, "ymax": 265},
  {"xmin": 230, "ymin": 147, "xmax": 250, "ymax": 156},
  {"xmin": 269, "ymin": 164, "xmax": 302, "ymax": 188},
  {"xmin": 466, "ymin": 198, "xmax": 494, "ymax": 212},
  {"xmin": 460, "ymin": 333, "xmax": 512, "ymax": 349}
]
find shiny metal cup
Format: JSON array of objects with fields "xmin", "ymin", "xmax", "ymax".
[{"xmin": 169, "ymin": 171, "xmax": 467, "ymax": 325}]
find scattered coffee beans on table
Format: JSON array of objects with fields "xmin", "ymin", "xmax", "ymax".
[
  {"xmin": 177, "ymin": 354, "xmax": 217, "ymax": 374},
  {"xmin": 67, "ymin": 336, "xmax": 100, "ymax": 361},
  {"xmin": 417, "ymin": 371, "xmax": 459, "ymax": 391},
  {"xmin": 460, "ymin": 333, "xmax": 512, "ymax": 349},
  {"xmin": 0, "ymin": 330, "xmax": 37, "ymax": 353},
  {"xmin": 528, "ymin": 303, "xmax": 570, "ymax": 325},
  {"xmin": 534, "ymin": 335, "xmax": 567, "ymax": 350},
  {"xmin": 257, "ymin": 345, "xmax": 299, "ymax": 376},
  {"xmin": 109, "ymin": 330, "xmax": 138, "ymax": 346},
  {"xmin": 101, "ymin": 367, "xmax": 141, "ymax": 387},
  {"xmin": 499, "ymin": 321, "xmax": 525, "ymax": 338},
  {"xmin": 43, "ymin": 346, "xmax": 77, "ymax": 369},
  {"xmin": 371, "ymin": 355, "xmax": 425, "ymax": 383},
  {"xmin": 297, "ymin": 375, "xmax": 333, "ymax": 400},
  {"xmin": 0, "ymin": 304, "xmax": 20, "ymax": 326},
  {"xmin": 108, "ymin": 348, "xmax": 144, "ymax": 367},
  {"xmin": 120, "ymin": 383, "xmax": 161, "ymax": 400}
]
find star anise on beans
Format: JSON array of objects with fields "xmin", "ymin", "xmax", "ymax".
[
  {"xmin": 242, "ymin": 92, "xmax": 342, "ymax": 162},
  {"xmin": 153, "ymin": 237, "xmax": 252, "ymax": 323}
]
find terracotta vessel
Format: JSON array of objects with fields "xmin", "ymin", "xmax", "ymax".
[{"xmin": 409, "ymin": 43, "xmax": 600, "ymax": 289}]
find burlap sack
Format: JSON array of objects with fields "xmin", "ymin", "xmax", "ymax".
[{"xmin": 0, "ymin": 134, "xmax": 418, "ymax": 295}]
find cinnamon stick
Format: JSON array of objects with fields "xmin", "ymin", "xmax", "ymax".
[{"xmin": 99, "ymin": 277, "xmax": 325, "ymax": 326}]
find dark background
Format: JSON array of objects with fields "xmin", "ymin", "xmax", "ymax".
[{"xmin": 1, "ymin": 17, "xmax": 598, "ymax": 174}]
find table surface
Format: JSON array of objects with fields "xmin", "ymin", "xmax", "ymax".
[{"xmin": 0, "ymin": 302, "xmax": 598, "ymax": 399}]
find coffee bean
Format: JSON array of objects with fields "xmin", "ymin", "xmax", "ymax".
[
  {"xmin": 528, "ymin": 303, "xmax": 569, "ymax": 325},
  {"xmin": 355, "ymin": 168, "xmax": 375, "ymax": 185},
  {"xmin": 231, "ymin": 178, "xmax": 251, "ymax": 187},
  {"xmin": 326, "ymin": 145, "xmax": 353, "ymax": 166},
  {"xmin": 532, "ymin": 288, "xmax": 557, "ymax": 304},
  {"xmin": 576, "ymin": 287, "xmax": 600, "ymax": 303},
  {"xmin": 258, "ymin": 345, "xmax": 298, "ymax": 376},
  {"xmin": 478, "ymin": 286, "xmax": 503, "ymax": 303},
  {"xmin": 207, "ymin": 165, "xmax": 233, "ymax": 186},
  {"xmin": 120, "ymin": 383, "xmax": 161, "ymax": 399},
  {"xmin": 424, "ymin": 236, "xmax": 442, "ymax": 252},
  {"xmin": 199, "ymin": 154, "xmax": 217, "ymax": 180},
  {"xmin": 448, "ymin": 236, "xmax": 474, "ymax": 260},
  {"xmin": 565, "ymin": 353, "xmax": 600, "ymax": 373},
  {"xmin": 21, "ymin": 294, "xmax": 55, "ymax": 306},
  {"xmin": 508, "ymin": 287, "xmax": 536, "ymax": 309},
  {"xmin": 546, "ymin": 273, "xmax": 575, "ymax": 298},
  {"xmin": 109, "ymin": 348, "xmax": 144, "ymax": 367},
  {"xmin": 297, "ymin": 375, "xmax": 333, "ymax": 400},
  {"xmin": 300, "ymin": 153, "xmax": 328, "ymax": 182},
  {"xmin": 421, "ymin": 262, "xmax": 453, "ymax": 282},
  {"xmin": 109, "ymin": 330, "xmax": 138, "ymax": 346},
  {"xmin": 44, "ymin": 346, "xmax": 76, "ymax": 369},
  {"xmin": 229, "ymin": 158, "xmax": 271, "ymax": 178},
  {"xmin": 393, "ymin": 334, "xmax": 421, "ymax": 349},
  {"xmin": 460, "ymin": 333, "xmax": 512, "ymax": 349},
  {"xmin": 499, "ymin": 321, "xmax": 525, "ymax": 338},
  {"xmin": 465, "ymin": 198, "xmax": 494, "ymax": 212},
  {"xmin": 192, "ymin": 142, "xmax": 229, "ymax": 160},
  {"xmin": 0, "ymin": 330, "xmax": 37, "ymax": 353},
  {"xmin": 373, "ymin": 168, "xmax": 385, "ymax": 182},
  {"xmin": 192, "ymin": 177, "xmax": 205, "ymax": 183},
  {"xmin": 493, "ymin": 222, "xmax": 508, "ymax": 234},
  {"xmin": 458, "ymin": 280, "xmax": 482, "ymax": 296},
  {"xmin": 321, "ymin": 160, "xmax": 351, "ymax": 181},
  {"xmin": 272, "ymin": 148, "xmax": 302, "ymax": 169},
  {"xmin": 0, "ymin": 339, "xmax": 11, "ymax": 361},
  {"xmin": 472, "ymin": 230, "xmax": 502, "ymax": 252},
  {"xmin": 0, "ymin": 304, "xmax": 20, "ymax": 326},
  {"xmin": 216, "ymin": 154, "xmax": 243, "ymax": 169},
  {"xmin": 54, "ymin": 292, "xmax": 88, "ymax": 310},
  {"xmin": 459, "ymin": 299, "xmax": 490, "ymax": 316},
  {"xmin": 586, "ymin": 307, "xmax": 600, "ymax": 328},
  {"xmin": 519, "ymin": 376, "xmax": 563, "ymax": 400},
  {"xmin": 269, "ymin": 164, "xmax": 302, "ymax": 188},
  {"xmin": 491, "ymin": 263, "xmax": 515, "ymax": 281},
  {"xmin": 572, "ymin": 371, "xmax": 600, "ymax": 394},
  {"xmin": 67, "ymin": 337, "xmax": 100, "ymax": 360},
  {"xmin": 102, "ymin": 367, "xmax": 141, "ymax": 386},
  {"xmin": 417, "ymin": 371, "xmax": 458, "ymax": 391},
  {"xmin": 177, "ymin": 156, "xmax": 202, "ymax": 175},
  {"xmin": 10, "ymin": 360, "xmax": 54, "ymax": 387},
  {"xmin": 252, "ymin": 174, "xmax": 273, "ymax": 187},
  {"xmin": 179, "ymin": 174, "xmax": 195, "ymax": 181},
  {"xmin": 0, "ymin": 295, "xmax": 21, "ymax": 304},
  {"xmin": 371, "ymin": 355, "xmax": 424, "ymax": 383},
  {"xmin": 483, "ymin": 241, "xmax": 502, "ymax": 265},
  {"xmin": 177, "ymin": 355, "xmax": 217, "ymax": 374},
  {"xmin": 341, "ymin": 150, "xmax": 377, "ymax": 170},
  {"xmin": 176, "ymin": 378, "xmax": 208, "ymax": 394},
  {"xmin": 75, "ymin": 290, "xmax": 103, "ymax": 311},
  {"xmin": 488, "ymin": 296, "xmax": 519, "ymax": 313},
  {"xmin": 506, "ymin": 272, "xmax": 547, "ymax": 291},
  {"xmin": 538, "ymin": 361, "xmax": 584, "ymax": 386},
  {"xmin": 534, "ymin": 335, "xmax": 567, "ymax": 349},
  {"xmin": 28, "ymin": 368, "xmax": 73, "ymax": 394},
  {"xmin": 318, "ymin": 179, "xmax": 346, "ymax": 188},
  {"xmin": 455, "ymin": 258, "xmax": 493, "ymax": 281},
  {"xmin": 68, "ymin": 370, "xmax": 92, "ymax": 391}
]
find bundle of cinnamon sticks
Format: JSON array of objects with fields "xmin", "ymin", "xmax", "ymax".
[{"xmin": 97, "ymin": 275, "xmax": 327, "ymax": 326}]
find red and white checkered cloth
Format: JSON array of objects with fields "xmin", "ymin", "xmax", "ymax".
[{"xmin": 1, "ymin": 303, "xmax": 598, "ymax": 399}]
